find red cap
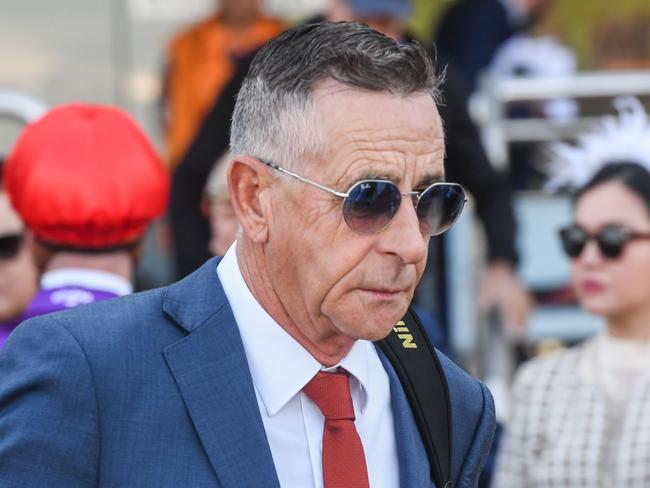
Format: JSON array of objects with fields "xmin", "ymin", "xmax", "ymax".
[{"xmin": 4, "ymin": 103, "xmax": 169, "ymax": 249}]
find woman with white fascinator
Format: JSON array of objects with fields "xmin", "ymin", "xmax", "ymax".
[{"xmin": 493, "ymin": 97, "xmax": 650, "ymax": 487}]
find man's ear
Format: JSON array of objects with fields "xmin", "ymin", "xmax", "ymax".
[{"xmin": 228, "ymin": 156, "xmax": 271, "ymax": 243}]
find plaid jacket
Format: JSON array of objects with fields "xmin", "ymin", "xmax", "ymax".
[{"xmin": 493, "ymin": 339, "xmax": 650, "ymax": 487}]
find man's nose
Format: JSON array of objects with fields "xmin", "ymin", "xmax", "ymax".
[{"xmin": 375, "ymin": 198, "xmax": 428, "ymax": 264}]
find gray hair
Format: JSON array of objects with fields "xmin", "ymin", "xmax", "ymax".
[{"xmin": 230, "ymin": 21, "xmax": 441, "ymax": 170}]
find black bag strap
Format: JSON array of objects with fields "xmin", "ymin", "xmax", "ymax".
[{"xmin": 376, "ymin": 307, "xmax": 452, "ymax": 488}]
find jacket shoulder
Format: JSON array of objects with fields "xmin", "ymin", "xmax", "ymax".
[
  {"xmin": 438, "ymin": 351, "xmax": 496, "ymax": 486},
  {"xmin": 438, "ymin": 351, "xmax": 487, "ymax": 405},
  {"xmin": 14, "ymin": 286, "xmax": 172, "ymax": 348}
]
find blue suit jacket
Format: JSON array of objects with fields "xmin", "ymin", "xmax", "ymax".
[{"xmin": 0, "ymin": 257, "xmax": 495, "ymax": 487}]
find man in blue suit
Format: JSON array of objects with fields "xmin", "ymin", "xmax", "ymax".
[{"xmin": 0, "ymin": 22, "xmax": 495, "ymax": 487}]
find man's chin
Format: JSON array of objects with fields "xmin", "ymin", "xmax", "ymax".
[
  {"xmin": 324, "ymin": 294, "xmax": 412, "ymax": 342},
  {"xmin": 363, "ymin": 305, "xmax": 411, "ymax": 341}
]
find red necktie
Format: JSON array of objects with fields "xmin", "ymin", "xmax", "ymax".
[{"xmin": 303, "ymin": 370, "xmax": 370, "ymax": 488}]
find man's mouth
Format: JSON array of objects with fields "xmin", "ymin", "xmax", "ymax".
[{"xmin": 359, "ymin": 287, "xmax": 404, "ymax": 298}]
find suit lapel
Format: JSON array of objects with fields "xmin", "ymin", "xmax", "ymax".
[
  {"xmin": 162, "ymin": 258, "xmax": 280, "ymax": 488},
  {"xmin": 377, "ymin": 347, "xmax": 435, "ymax": 488}
]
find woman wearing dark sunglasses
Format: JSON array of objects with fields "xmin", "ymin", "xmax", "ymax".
[{"xmin": 495, "ymin": 98, "xmax": 650, "ymax": 487}]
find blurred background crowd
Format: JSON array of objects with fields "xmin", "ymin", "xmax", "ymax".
[{"xmin": 3, "ymin": 0, "xmax": 650, "ymax": 486}]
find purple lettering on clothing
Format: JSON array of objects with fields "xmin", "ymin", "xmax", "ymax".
[{"xmin": 0, "ymin": 286, "xmax": 118, "ymax": 349}]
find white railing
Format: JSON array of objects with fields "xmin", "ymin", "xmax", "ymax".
[
  {"xmin": 448, "ymin": 71, "xmax": 650, "ymax": 362},
  {"xmin": 469, "ymin": 70, "xmax": 650, "ymax": 168},
  {"xmin": 0, "ymin": 91, "xmax": 47, "ymax": 124}
]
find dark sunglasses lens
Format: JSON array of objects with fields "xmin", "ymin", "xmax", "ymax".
[
  {"xmin": 598, "ymin": 225, "xmax": 627, "ymax": 258},
  {"xmin": 0, "ymin": 234, "xmax": 23, "ymax": 259},
  {"xmin": 417, "ymin": 184, "xmax": 466, "ymax": 236},
  {"xmin": 559, "ymin": 226, "xmax": 587, "ymax": 258},
  {"xmin": 343, "ymin": 181, "xmax": 401, "ymax": 234}
]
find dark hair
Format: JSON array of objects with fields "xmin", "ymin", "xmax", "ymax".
[
  {"xmin": 246, "ymin": 21, "xmax": 439, "ymax": 101},
  {"xmin": 576, "ymin": 161, "xmax": 650, "ymax": 214},
  {"xmin": 230, "ymin": 21, "xmax": 440, "ymax": 168}
]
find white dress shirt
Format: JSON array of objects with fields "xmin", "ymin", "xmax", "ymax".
[{"xmin": 217, "ymin": 243, "xmax": 400, "ymax": 488}]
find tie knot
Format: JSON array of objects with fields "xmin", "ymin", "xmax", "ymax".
[{"xmin": 303, "ymin": 370, "xmax": 355, "ymax": 420}]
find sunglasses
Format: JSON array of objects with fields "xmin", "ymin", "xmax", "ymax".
[
  {"xmin": 559, "ymin": 223, "xmax": 650, "ymax": 259},
  {"xmin": 0, "ymin": 233, "xmax": 23, "ymax": 259},
  {"xmin": 261, "ymin": 160, "xmax": 467, "ymax": 236}
]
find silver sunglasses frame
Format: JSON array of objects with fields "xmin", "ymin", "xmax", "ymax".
[{"xmin": 260, "ymin": 159, "xmax": 467, "ymax": 235}]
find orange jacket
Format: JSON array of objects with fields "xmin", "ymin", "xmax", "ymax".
[{"xmin": 164, "ymin": 16, "xmax": 283, "ymax": 168}]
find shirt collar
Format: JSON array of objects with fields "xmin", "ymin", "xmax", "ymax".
[
  {"xmin": 40, "ymin": 268, "xmax": 133, "ymax": 296},
  {"xmin": 217, "ymin": 242, "xmax": 373, "ymax": 416}
]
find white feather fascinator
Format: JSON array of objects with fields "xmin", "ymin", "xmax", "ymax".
[{"xmin": 545, "ymin": 97, "xmax": 650, "ymax": 191}]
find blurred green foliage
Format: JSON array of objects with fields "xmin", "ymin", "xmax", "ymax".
[{"xmin": 409, "ymin": 0, "xmax": 650, "ymax": 69}]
